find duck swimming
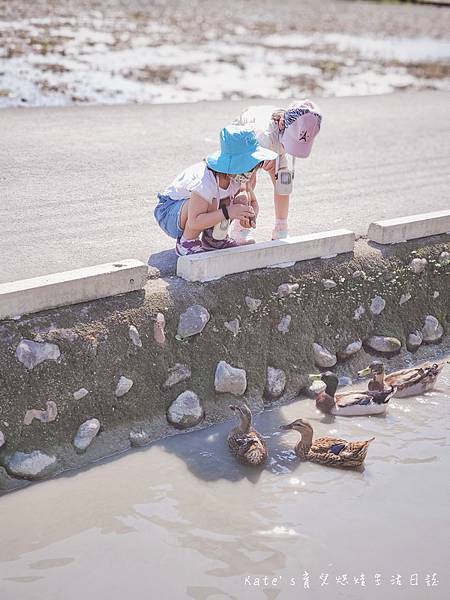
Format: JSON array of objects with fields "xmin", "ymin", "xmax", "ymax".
[
  {"xmin": 280, "ymin": 418, "xmax": 374, "ymax": 469},
  {"xmin": 309, "ymin": 372, "xmax": 396, "ymax": 416},
  {"xmin": 358, "ymin": 360, "xmax": 445, "ymax": 398},
  {"xmin": 228, "ymin": 404, "xmax": 268, "ymax": 466}
]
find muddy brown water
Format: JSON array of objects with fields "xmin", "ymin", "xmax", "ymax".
[{"xmin": 1, "ymin": 360, "xmax": 449, "ymax": 600}]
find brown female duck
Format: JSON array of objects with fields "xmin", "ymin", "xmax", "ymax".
[
  {"xmin": 280, "ymin": 418, "xmax": 374, "ymax": 469},
  {"xmin": 358, "ymin": 360, "xmax": 445, "ymax": 398},
  {"xmin": 228, "ymin": 404, "xmax": 268, "ymax": 466},
  {"xmin": 309, "ymin": 372, "xmax": 395, "ymax": 416}
]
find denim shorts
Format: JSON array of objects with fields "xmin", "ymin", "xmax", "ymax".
[{"xmin": 154, "ymin": 194, "xmax": 187, "ymax": 239}]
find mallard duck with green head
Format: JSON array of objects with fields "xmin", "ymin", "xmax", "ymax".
[
  {"xmin": 228, "ymin": 404, "xmax": 268, "ymax": 466},
  {"xmin": 309, "ymin": 372, "xmax": 396, "ymax": 416},
  {"xmin": 280, "ymin": 418, "xmax": 374, "ymax": 469},
  {"xmin": 358, "ymin": 360, "xmax": 445, "ymax": 398}
]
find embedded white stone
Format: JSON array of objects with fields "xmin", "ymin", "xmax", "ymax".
[
  {"xmin": 277, "ymin": 315, "xmax": 291, "ymax": 334},
  {"xmin": 129, "ymin": 429, "xmax": 151, "ymax": 447},
  {"xmin": 115, "ymin": 376, "xmax": 133, "ymax": 397},
  {"xmin": 74, "ymin": 418, "xmax": 101, "ymax": 452},
  {"xmin": 433, "ymin": 291, "xmax": 439, "ymax": 299},
  {"xmin": 73, "ymin": 388, "xmax": 89, "ymax": 401},
  {"xmin": 214, "ymin": 361, "xmax": 247, "ymax": 396},
  {"xmin": 353, "ymin": 305, "xmax": 365, "ymax": 320},
  {"xmin": 370, "ymin": 295, "xmax": 386, "ymax": 315},
  {"xmin": 129, "ymin": 325, "xmax": 142, "ymax": 348},
  {"xmin": 167, "ymin": 390, "xmax": 204, "ymax": 429},
  {"xmin": 177, "ymin": 305, "xmax": 210, "ymax": 338},
  {"xmin": 0, "ymin": 430, "xmax": 4, "ymax": 448},
  {"xmin": 339, "ymin": 340, "xmax": 362, "ymax": 359},
  {"xmin": 245, "ymin": 296, "xmax": 262, "ymax": 312},
  {"xmin": 15, "ymin": 339, "xmax": 60, "ymax": 370},
  {"xmin": 24, "ymin": 401, "xmax": 57, "ymax": 425},
  {"xmin": 154, "ymin": 312, "xmax": 166, "ymax": 345},
  {"xmin": 313, "ymin": 343, "xmax": 337, "ymax": 368},
  {"xmin": 277, "ymin": 283, "xmax": 299, "ymax": 297},
  {"xmin": 407, "ymin": 330, "xmax": 423, "ymax": 352},
  {"xmin": 7, "ymin": 450, "xmax": 57, "ymax": 479},
  {"xmin": 266, "ymin": 367, "xmax": 286, "ymax": 398},
  {"xmin": 162, "ymin": 364, "xmax": 191, "ymax": 389},
  {"xmin": 399, "ymin": 293, "xmax": 411, "ymax": 306},
  {"xmin": 352, "ymin": 270, "xmax": 365, "ymax": 279},
  {"xmin": 366, "ymin": 336, "xmax": 401, "ymax": 354},
  {"xmin": 321, "ymin": 279, "xmax": 337, "ymax": 289},
  {"xmin": 422, "ymin": 315, "xmax": 443, "ymax": 343},
  {"xmin": 438, "ymin": 251, "xmax": 449, "ymax": 264},
  {"xmin": 410, "ymin": 258, "xmax": 427, "ymax": 274},
  {"xmin": 224, "ymin": 319, "xmax": 240, "ymax": 337}
]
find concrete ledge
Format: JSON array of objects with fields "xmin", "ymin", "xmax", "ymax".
[
  {"xmin": 0, "ymin": 259, "xmax": 148, "ymax": 320},
  {"xmin": 177, "ymin": 229, "xmax": 355, "ymax": 282},
  {"xmin": 368, "ymin": 210, "xmax": 450, "ymax": 244}
]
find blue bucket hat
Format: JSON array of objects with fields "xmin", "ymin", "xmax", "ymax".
[{"xmin": 206, "ymin": 125, "xmax": 277, "ymax": 174}]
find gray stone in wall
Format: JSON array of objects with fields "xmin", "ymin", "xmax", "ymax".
[
  {"xmin": 338, "ymin": 340, "xmax": 362, "ymax": 359},
  {"xmin": 73, "ymin": 388, "xmax": 89, "ymax": 401},
  {"xmin": 265, "ymin": 367, "xmax": 286, "ymax": 398},
  {"xmin": 407, "ymin": 330, "xmax": 423, "ymax": 352},
  {"xmin": 399, "ymin": 293, "xmax": 411, "ymax": 306},
  {"xmin": 0, "ymin": 430, "xmax": 4, "ymax": 448},
  {"xmin": 177, "ymin": 305, "xmax": 210, "ymax": 338},
  {"xmin": 277, "ymin": 315, "xmax": 291, "ymax": 334},
  {"xmin": 366, "ymin": 336, "xmax": 401, "ymax": 354},
  {"xmin": 245, "ymin": 296, "xmax": 262, "ymax": 312},
  {"xmin": 24, "ymin": 401, "xmax": 58, "ymax": 425},
  {"xmin": 439, "ymin": 251, "xmax": 449, "ymax": 264},
  {"xmin": 115, "ymin": 376, "xmax": 133, "ymax": 397},
  {"xmin": 313, "ymin": 343, "xmax": 337, "ymax": 368},
  {"xmin": 74, "ymin": 418, "xmax": 101, "ymax": 452},
  {"xmin": 321, "ymin": 279, "xmax": 337, "ymax": 289},
  {"xmin": 214, "ymin": 361, "xmax": 247, "ymax": 396},
  {"xmin": 277, "ymin": 283, "xmax": 299, "ymax": 297},
  {"xmin": 370, "ymin": 295, "xmax": 386, "ymax": 315},
  {"xmin": 154, "ymin": 313, "xmax": 166, "ymax": 345},
  {"xmin": 129, "ymin": 325, "xmax": 142, "ymax": 348},
  {"xmin": 410, "ymin": 258, "xmax": 427, "ymax": 274},
  {"xmin": 15, "ymin": 339, "xmax": 60, "ymax": 370},
  {"xmin": 163, "ymin": 364, "xmax": 191, "ymax": 389},
  {"xmin": 6, "ymin": 450, "xmax": 57, "ymax": 479},
  {"xmin": 167, "ymin": 391, "xmax": 204, "ymax": 429},
  {"xmin": 422, "ymin": 315, "xmax": 443, "ymax": 343},
  {"xmin": 224, "ymin": 319, "xmax": 240, "ymax": 337},
  {"xmin": 129, "ymin": 429, "xmax": 151, "ymax": 447}
]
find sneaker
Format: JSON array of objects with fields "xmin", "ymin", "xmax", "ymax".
[
  {"xmin": 272, "ymin": 227, "xmax": 289, "ymax": 241},
  {"xmin": 201, "ymin": 228, "xmax": 239, "ymax": 251},
  {"xmin": 231, "ymin": 221, "xmax": 256, "ymax": 245},
  {"xmin": 175, "ymin": 237, "xmax": 205, "ymax": 256}
]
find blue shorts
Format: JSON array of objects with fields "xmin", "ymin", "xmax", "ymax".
[{"xmin": 154, "ymin": 194, "xmax": 187, "ymax": 239}]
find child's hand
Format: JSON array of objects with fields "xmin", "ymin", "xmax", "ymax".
[{"xmin": 228, "ymin": 202, "xmax": 254, "ymax": 222}]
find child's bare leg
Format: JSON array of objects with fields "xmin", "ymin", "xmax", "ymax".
[
  {"xmin": 179, "ymin": 198, "xmax": 217, "ymax": 239},
  {"xmin": 269, "ymin": 170, "xmax": 290, "ymax": 238}
]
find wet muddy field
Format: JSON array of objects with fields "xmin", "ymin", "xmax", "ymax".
[{"xmin": 0, "ymin": 0, "xmax": 449, "ymax": 107}]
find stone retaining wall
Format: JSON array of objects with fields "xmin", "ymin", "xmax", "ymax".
[{"xmin": 1, "ymin": 238, "xmax": 449, "ymax": 493}]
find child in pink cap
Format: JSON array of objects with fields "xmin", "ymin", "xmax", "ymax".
[{"xmin": 232, "ymin": 100, "xmax": 322, "ymax": 243}]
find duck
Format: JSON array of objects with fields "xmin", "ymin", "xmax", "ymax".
[
  {"xmin": 227, "ymin": 404, "xmax": 268, "ymax": 466},
  {"xmin": 358, "ymin": 360, "xmax": 445, "ymax": 398},
  {"xmin": 309, "ymin": 372, "xmax": 396, "ymax": 416},
  {"xmin": 280, "ymin": 418, "xmax": 374, "ymax": 469}
]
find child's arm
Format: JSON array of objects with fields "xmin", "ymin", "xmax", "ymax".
[{"xmin": 187, "ymin": 192, "xmax": 253, "ymax": 231}]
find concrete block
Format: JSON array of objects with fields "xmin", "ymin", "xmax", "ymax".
[
  {"xmin": 177, "ymin": 230, "xmax": 355, "ymax": 282},
  {"xmin": 368, "ymin": 210, "xmax": 450, "ymax": 244},
  {"xmin": 0, "ymin": 259, "xmax": 148, "ymax": 320}
]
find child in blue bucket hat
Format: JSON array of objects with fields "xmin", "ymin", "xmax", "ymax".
[{"xmin": 154, "ymin": 125, "xmax": 277, "ymax": 255}]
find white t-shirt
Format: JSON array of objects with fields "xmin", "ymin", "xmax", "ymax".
[
  {"xmin": 233, "ymin": 105, "xmax": 285, "ymax": 157},
  {"xmin": 162, "ymin": 161, "xmax": 240, "ymax": 204}
]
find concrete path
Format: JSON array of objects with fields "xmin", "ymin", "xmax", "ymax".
[{"xmin": 1, "ymin": 91, "xmax": 449, "ymax": 284}]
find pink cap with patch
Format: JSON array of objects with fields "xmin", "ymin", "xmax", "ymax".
[{"xmin": 281, "ymin": 100, "xmax": 322, "ymax": 158}]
